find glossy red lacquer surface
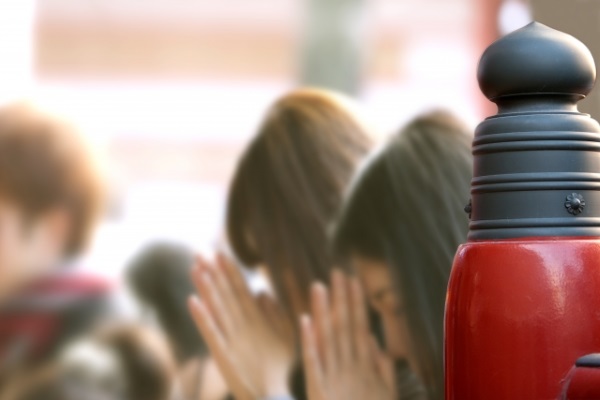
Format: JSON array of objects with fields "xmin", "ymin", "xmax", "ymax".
[
  {"xmin": 564, "ymin": 365, "xmax": 600, "ymax": 399},
  {"xmin": 445, "ymin": 238, "xmax": 600, "ymax": 399}
]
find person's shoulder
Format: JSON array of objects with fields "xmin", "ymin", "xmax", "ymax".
[
  {"xmin": 15, "ymin": 270, "xmax": 115, "ymax": 312},
  {"xmin": 31, "ymin": 270, "xmax": 113, "ymax": 297}
]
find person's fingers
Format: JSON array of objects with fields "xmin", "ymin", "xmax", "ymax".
[
  {"xmin": 311, "ymin": 282, "xmax": 336, "ymax": 374},
  {"xmin": 192, "ymin": 255, "xmax": 219, "ymax": 295},
  {"xmin": 195, "ymin": 254, "xmax": 212, "ymax": 272},
  {"xmin": 257, "ymin": 293, "xmax": 295, "ymax": 343},
  {"xmin": 188, "ymin": 296, "xmax": 234, "ymax": 368},
  {"xmin": 370, "ymin": 336, "xmax": 396, "ymax": 396},
  {"xmin": 189, "ymin": 296, "xmax": 254, "ymax": 400},
  {"xmin": 191, "ymin": 255, "xmax": 211, "ymax": 295},
  {"xmin": 191, "ymin": 266, "xmax": 236, "ymax": 337},
  {"xmin": 212, "ymin": 255, "xmax": 246, "ymax": 328},
  {"xmin": 301, "ymin": 314, "xmax": 326, "ymax": 400},
  {"xmin": 218, "ymin": 253, "xmax": 259, "ymax": 318},
  {"xmin": 331, "ymin": 269, "xmax": 352, "ymax": 363},
  {"xmin": 349, "ymin": 277, "xmax": 371, "ymax": 363}
]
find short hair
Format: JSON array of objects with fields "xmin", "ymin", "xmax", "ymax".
[
  {"xmin": 0, "ymin": 103, "xmax": 105, "ymax": 257},
  {"xmin": 226, "ymin": 88, "xmax": 372, "ymax": 314},
  {"xmin": 1, "ymin": 364, "xmax": 66, "ymax": 400},
  {"xmin": 3, "ymin": 325, "xmax": 175, "ymax": 400},
  {"xmin": 127, "ymin": 242, "xmax": 208, "ymax": 363},
  {"xmin": 333, "ymin": 110, "xmax": 473, "ymax": 400},
  {"xmin": 95, "ymin": 324, "xmax": 175, "ymax": 400}
]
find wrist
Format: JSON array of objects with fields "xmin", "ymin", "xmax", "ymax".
[
  {"xmin": 260, "ymin": 365, "xmax": 292, "ymax": 400},
  {"xmin": 260, "ymin": 384, "xmax": 291, "ymax": 400},
  {"xmin": 261, "ymin": 396, "xmax": 294, "ymax": 400}
]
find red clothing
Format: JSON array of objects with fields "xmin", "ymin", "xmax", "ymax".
[{"xmin": 0, "ymin": 272, "xmax": 112, "ymax": 374}]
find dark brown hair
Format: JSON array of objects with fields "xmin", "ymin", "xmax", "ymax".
[
  {"xmin": 227, "ymin": 88, "xmax": 372, "ymax": 314},
  {"xmin": 0, "ymin": 103, "xmax": 105, "ymax": 257},
  {"xmin": 96, "ymin": 324, "xmax": 175, "ymax": 400},
  {"xmin": 333, "ymin": 110, "xmax": 473, "ymax": 400},
  {"xmin": 3, "ymin": 325, "xmax": 175, "ymax": 400},
  {"xmin": 127, "ymin": 241, "xmax": 208, "ymax": 364}
]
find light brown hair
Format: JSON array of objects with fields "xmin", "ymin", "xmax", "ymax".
[
  {"xmin": 0, "ymin": 103, "xmax": 105, "ymax": 257},
  {"xmin": 227, "ymin": 88, "xmax": 372, "ymax": 314}
]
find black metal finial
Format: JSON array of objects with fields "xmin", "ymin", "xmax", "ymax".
[
  {"xmin": 478, "ymin": 22, "xmax": 595, "ymax": 102},
  {"xmin": 468, "ymin": 22, "xmax": 600, "ymax": 240}
]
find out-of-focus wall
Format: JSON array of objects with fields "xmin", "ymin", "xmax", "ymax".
[
  {"xmin": 36, "ymin": 1, "xmax": 300, "ymax": 81},
  {"xmin": 0, "ymin": 0, "xmax": 35, "ymax": 104},
  {"xmin": 530, "ymin": 0, "xmax": 600, "ymax": 119},
  {"xmin": 27, "ymin": 0, "xmax": 508, "ymax": 278}
]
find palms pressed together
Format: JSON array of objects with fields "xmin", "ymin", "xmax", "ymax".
[
  {"xmin": 301, "ymin": 271, "xmax": 396, "ymax": 400},
  {"xmin": 189, "ymin": 254, "xmax": 295, "ymax": 400}
]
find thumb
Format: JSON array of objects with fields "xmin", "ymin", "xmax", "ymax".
[
  {"xmin": 370, "ymin": 336, "xmax": 396, "ymax": 396},
  {"xmin": 258, "ymin": 293, "xmax": 295, "ymax": 341}
]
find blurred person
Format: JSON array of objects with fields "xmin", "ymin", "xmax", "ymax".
[
  {"xmin": 302, "ymin": 111, "xmax": 472, "ymax": 400},
  {"xmin": 226, "ymin": 88, "xmax": 373, "ymax": 316},
  {"xmin": 0, "ymin": 363, "xmax": 71, "ymax": 400},
  {"xmin": 0, "ymin": 103, "xmax": 111, "ymax": 382},
  {"xmin": 127, "ymin": 242, "xmax": 227, "ymax": 400},
  {"xmin": 189, "ymin": 88, "xmax": 374, "ymax": 400},
  {"xmin": 1, "ymin": 323, "xmax": 175, "ymax": 400}
]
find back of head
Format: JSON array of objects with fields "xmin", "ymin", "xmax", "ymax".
[
  {"xmin": 95, "ymin": 324, "xmax": 175, "ymax": 400},
  {"xmin": 127, "ymin": 242, "xmax": 206, "ymax": 363},
  {"xmin": 0, "ymin": 102, "xmax": 105, "ymax": 258},
  {"xmin": 24, "ymin": 324, "xmax": 176, "ymax": 400},
  {"xmin": 227, "ymin": 88, "xmax": 372, "ymax": 314},
  {"xmin": 1, "ymin": 365, "xmax": 63, "ymax": 400},
  {"xmin": 334, "ymin": 110, "xmax": 473, "ymax": 399},
  {"xmin": 3, "ymin": 363, "xmax": 115, "ymax": 400}
]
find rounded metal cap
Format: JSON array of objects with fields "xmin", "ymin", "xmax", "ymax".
[
  {"xmin": 468, "ymin": 22, "xmax": 600, "ymax": 240},
  {"xmin": 478, "ymin": 22, "xmax": 596, "ymax": 101}
]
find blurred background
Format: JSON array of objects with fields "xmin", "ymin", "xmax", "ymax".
[{"xmin": 0, "ymin": 0, "xmax": 598, "ymax": 308}]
